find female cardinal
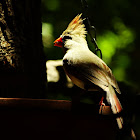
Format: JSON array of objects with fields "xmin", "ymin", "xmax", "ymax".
[{"xmin": 54, "ymin": 14, "xmax": 136, "ymax": 139}]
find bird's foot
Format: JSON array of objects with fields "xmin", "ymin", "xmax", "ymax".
[
  {"xmin": 98, "ymin": 97, "xmax": 112, "ymax": 115},
  {"xmin": 99, "ymin": 97, "xmax": 105, "ymax": 106},
  {"xmin": 99, "ymin": 97, "xmax": 106, "ymax": 114}
]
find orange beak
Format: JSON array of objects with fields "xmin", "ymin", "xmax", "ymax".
[{"xmin": 54, "ymin": 37, "xmax": 63, "ymax": 47}]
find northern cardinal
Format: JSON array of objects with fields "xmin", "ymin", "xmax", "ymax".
[{"xmin": 54, "ymin": 14, "xmax": 136, "ymax": 139}]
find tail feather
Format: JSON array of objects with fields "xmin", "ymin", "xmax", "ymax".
[
  {"xmin": 107, "ymin": 85, "xmax": 136, "ymax": 139},
  {"xmin": 131, "ymin": 129, "xmax": 136, "ymax": 140},
  {"xmin": 106, "ymin": 84, "xmax": 123, "ymax": 115},
  {"xmin": 116, "ymin": 117, "xmax": 123, "ymax": 129},
  {"xmin": 111, "ymin": 90, "xmax": 123, "ymax": 129}
]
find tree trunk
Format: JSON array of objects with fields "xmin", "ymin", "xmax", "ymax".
[{"xmin": 0, "ymin": 0, "xmax": 47, "ymax": 98}]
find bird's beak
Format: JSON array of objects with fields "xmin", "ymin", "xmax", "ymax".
[{"xmin": 54, "ymin": 37, "xmax": 63, "ymax": 47}]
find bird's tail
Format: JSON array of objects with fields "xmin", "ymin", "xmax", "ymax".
[
  {"xmin": 107, "ymin": 85, "xmax": 123, "ymax": 129},
  {"xmin": 107, "ymin": 85, "xmax": 136, "ymax": 139}
]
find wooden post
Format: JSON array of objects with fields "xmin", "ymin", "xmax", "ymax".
[{"xmin": 0, "ymin": 0, "xmax": 47, "ymax": 98}]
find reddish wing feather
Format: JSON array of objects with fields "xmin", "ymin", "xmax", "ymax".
[{"xmin": 102, "ymin": 62, "xmax": 121, "ymax": 94}]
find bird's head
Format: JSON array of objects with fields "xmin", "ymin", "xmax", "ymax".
[{"xmin": 54, "ymin": 14, "xmax": 87, "ymax": 48}]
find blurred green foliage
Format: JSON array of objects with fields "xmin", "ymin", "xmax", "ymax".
[{"xmin": 41, "ymin": 0, "xmax": 140, "ymax": 90}]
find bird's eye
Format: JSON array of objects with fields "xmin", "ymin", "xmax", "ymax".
[{"xmin": 63, "ymin": 36, "xmax": 72, "ymax": 41}]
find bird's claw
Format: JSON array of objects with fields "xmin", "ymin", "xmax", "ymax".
[
  {"xmin": 99, "ymin": 97, "xmax": 106, "ymax": 114},
  {"xmin": 99, "ymin": 104, "xmax": 106, "ymax": 114},
  {"xmin": 99, "ymin": 97, "xmax": 105, "ymax": 106}
]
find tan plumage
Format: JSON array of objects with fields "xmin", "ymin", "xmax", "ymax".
[{"xmin": 54, "ymin": 13, "xmax": 136, "ymax": 139}]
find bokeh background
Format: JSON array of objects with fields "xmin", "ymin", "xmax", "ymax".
[{"xmin": 42, "ymin": 0, "xmax": 140, "ymax": 90}]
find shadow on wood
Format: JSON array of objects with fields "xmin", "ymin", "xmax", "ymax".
[{"xmin": 0, "ymin": 98, "xmax": 119, "ymax": 140}]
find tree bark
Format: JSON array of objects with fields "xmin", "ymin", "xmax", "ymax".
[{"xmin": 0, "ymin": 0, "xmax": 47, "ymax": 98}]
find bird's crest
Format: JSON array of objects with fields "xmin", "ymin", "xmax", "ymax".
[{"xmin": 62, "ymin": 14, "xmax": 87, "ymax": 38}]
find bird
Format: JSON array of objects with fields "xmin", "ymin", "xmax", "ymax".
[{"xmin": 54, "ymin": 13, "xmax": 136, "ymax": 139}]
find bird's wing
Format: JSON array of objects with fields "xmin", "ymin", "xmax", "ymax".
[
  {"xmin": 99, "ymin": 61, "xmax": 121, "ymax": 94},
  {"xmin": 63, "ymin": 58, "xmax": 120, "ymax": 93},
  {"xmin": 63, "ymin": 59, "xmax": 109, "ymax": 90}
]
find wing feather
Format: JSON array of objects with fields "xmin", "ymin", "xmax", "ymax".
[
  {"xmin": 101, "ymin": 62, "xmax": 121, "ymax": 94},
  {"xmin": 63, "ymin": 58, "xmax": 120, "ymax": 94},
  {"xmin": 63, "ymin": 60, "xmax": 108, "ymax": 90}
]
